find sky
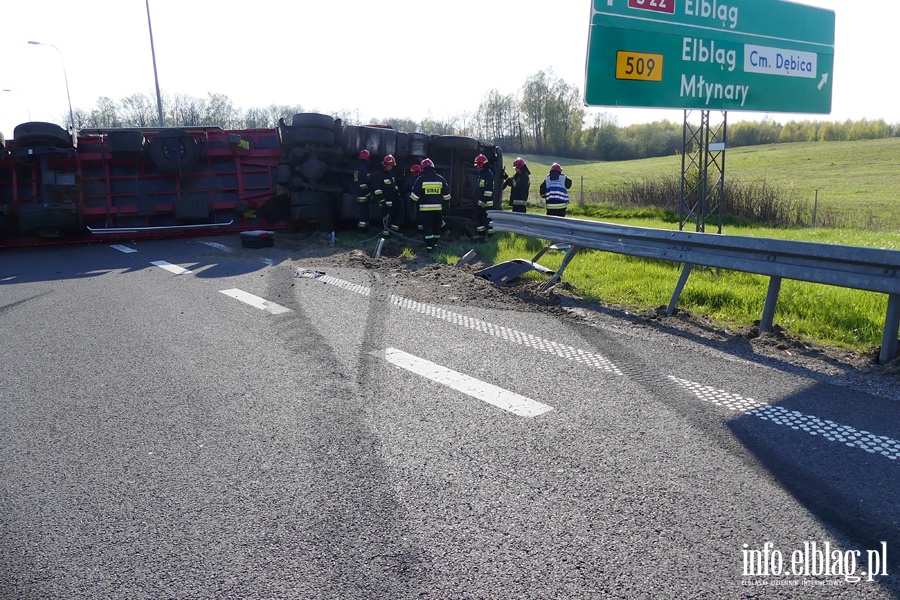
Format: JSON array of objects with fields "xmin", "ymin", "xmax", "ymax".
[{"xmin": 1, "ymin": 0, "xmax": 897, "ymax": 140}]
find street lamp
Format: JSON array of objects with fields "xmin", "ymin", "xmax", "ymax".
[
  {"xmin": 145, "ymin": 0, "xmax": 165, "ymax": 128},
  {"xmin": 27, "ymin": 40, "xmax": 75, "ymax": 130},
  {"xmin": 1, "ymin": 89, "xmax": 32, "ymax": 121}
]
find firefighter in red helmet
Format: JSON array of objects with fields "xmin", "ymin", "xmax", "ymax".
[
  {"xmin": 410, "ymin": 158, "xmax": 451, "ymax": 251},
  {"xmin": 372, "ymin": 154, "xmax": 403, "ymax": 234},
  {"xmin": 503, "ymin": 157, "xmax": 531, "ymax": 213},
  {"xmin": 402, "ymin": 163, "xmax": 423, "ymax": 234},
  {"xmin": 472, "ymin": 153, "xmax": 494, "ymax": 241}
]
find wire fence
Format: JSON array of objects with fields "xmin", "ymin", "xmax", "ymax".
[{"xmin": 504, "ymin": 176, "xmax": 900, "ymax": 232}]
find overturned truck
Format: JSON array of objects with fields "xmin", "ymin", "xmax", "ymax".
[{"xmin": 0, "ymin": 113, "xmax": 503, "ymax": 248}]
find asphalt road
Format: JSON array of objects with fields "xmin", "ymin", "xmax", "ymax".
[{"xmin": 1, "ymin": 237, "xmax": 898, "ymax": 599}]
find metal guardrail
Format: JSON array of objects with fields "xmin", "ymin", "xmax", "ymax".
[{"xmin": 487, "ymin": 211, "xmax": 900, "ymax": 365}]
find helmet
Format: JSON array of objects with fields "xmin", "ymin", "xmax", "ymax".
[
  {"xmin": 421, "ymin": 158, "xmax": 434, "ymax": 169},
  {"xmin": 474, "ymin": 154, "xmax": 488, "ymax": 168},
  {"xmin": 409, "ymin": 164, "xmax": 422, "ymax": 175},
  {"xmin": 382, "ymin": 154, "xmax": 396, "ymax": 168},
  {"xmin": 359, "ymin": 149, "xmax": 371, "ymax": 160},
  {"xmin": 513, "ymin": 157, "xmax": 526, "ymax": 169},
  {"xmin": 550, "ymin": 162, "xmax": 562, "ymax": 172}
]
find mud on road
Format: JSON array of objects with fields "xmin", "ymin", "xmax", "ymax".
[{"xmin": 275, "ymin": 232, "xmax": 900, "ymax": 400}]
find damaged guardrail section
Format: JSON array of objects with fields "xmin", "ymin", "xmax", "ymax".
[{"xmin": 487, "ymin": 210, "xmax": 900, "ymax": 365}]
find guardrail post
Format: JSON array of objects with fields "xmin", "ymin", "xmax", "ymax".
[
  {"xmin": 759, "ymin": 276, "xmax": 783, "ymax": 333},
  {"xmin": 667, "ymin": 264, "xmax": 694, "ymax": 315},
  {"xmin": 543, "ymin": 245, "xmax": 581, "ymax": 290},
  {"xmin": 880, "ymin": 294, "xmax": 900, "ymax": 364}
]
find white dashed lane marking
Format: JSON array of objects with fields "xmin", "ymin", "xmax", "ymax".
[
  {"xmin": 669, "ymin": 376, "xmax": 900, "ymax": 461},
  {"xmin": 151, "ymin": 260, "xmax": 192, "ymax": 275},
  {"xmin": 197, "ymin": 241, "xmax": 233, "ymax": 253},
  {"xmin": 298, "ymin": 270, "xmax": 622, "ymax": 375},
  {"xmin": 373, "ymin": 348, "xmax": 553, "ymax": 418},
  {"xmin": 110, "ymin": 244, "xmax": 137, "ymax": 254},
  {"xmin": 219, "ymin": 288, "xmax": 291, "ymax": 315}
]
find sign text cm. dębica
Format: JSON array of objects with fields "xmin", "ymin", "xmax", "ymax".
[{"xmin": 584, "ymin": 0, "xmax": 835, "ymax": 114}]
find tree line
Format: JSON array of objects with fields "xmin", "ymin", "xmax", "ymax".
[{"xmin": 58, "ymin": 69, "xmax": 900, "ymax": 162}]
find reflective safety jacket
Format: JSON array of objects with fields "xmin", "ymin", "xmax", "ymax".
[
  {"xmin": 371, "ymin": 167, "xmax": 401, "ymax": 206},
  {"xmin": 475, "ymin": 166, "xmax": 494, "ymax": 208},
  {"xmin": 410, "ymin": 167, "xmax": 451, "ymax": 212},
  {"xmin": 352, "ymin": 158, "xmax": 370, "ymax": 199},
  {"xmin": 540, "ymin": 172, "xmax": 571, "ymax": 210}
]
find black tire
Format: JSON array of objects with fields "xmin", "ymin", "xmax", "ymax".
[
  {"xmin": 431, "ymin": 135, "xmax": 479, "ymax": 153},
  {"xmin": 292, "ymin": 113, "xmax": 334, "ymax": 130},
  {"xmin": 408, "ymin": 132, "xmax": 429, "ymax": 157},
  {"xmin": 291, "ymin": 191, "xmax": 334, "ymax": 206},
  {"xmin": 292, "ymin": 127, "xmax": 334, "ymax": 146},
  {"xmin": 13, "ymin": 121, "xmax": 73, "ymax": 149},
  {"xmin": 148, "ymin": 129, "xmax": 201, "ymax": 174},
  {"xmin": 341, "ymin": 125, "xmax": 363, "ymax": 156},
  {"xmin": 276, "ymin": 163, "xmax": 292, "ymax": 186},
  {"xmin": 395, "ymin": 133, "xmax": 409, "ymax": 157}
]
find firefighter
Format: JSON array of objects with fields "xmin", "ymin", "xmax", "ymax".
[
  {"xmin": 540, "ymin": 162, "xmax": 572, "ymax": 217},
  {"xmin": 402, "ymin": 163, "xmax": 423, "ymax": 234},
  {"xmin": 372, "ymin": 154, "xmax": 403, "ymax": 234},
  {"xmin": 472, "ymin": 153, "xmax": 494, "ymax": 241},
  {"xmin": 410, "ymin": 158, "xmax": 451, "ymax": 252},
  {"xmin": 353, "ymin": 149, "xmax": 372, "ymax": 234},
  {"xmin": 503, "ymin": 157, "xmax": 531, "ymax": 213}
]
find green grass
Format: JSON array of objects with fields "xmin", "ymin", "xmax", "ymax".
[{"xmin": 485, "ymin": 228, "xmax": 892, "ymax": 352}]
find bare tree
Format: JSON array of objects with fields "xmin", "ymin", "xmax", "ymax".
[
  {"xmin": 120, "ymin": 93, "xmax": 156, "ymax": 127},
  {"xmin": 168, "ymin": 93, "xmax": 206, "ymax": 127},
  {"xmin": 204, "ymin": 92, "xmax": 241, "ymax": 129}
]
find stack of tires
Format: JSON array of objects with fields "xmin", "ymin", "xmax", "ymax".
[
  {"xmin": 277, "ymin": 113, "xmax": 341, "ymax": 230},
  {"xmin": 275, "ymin": 112, "xmax": 502, "ymax": 231}
]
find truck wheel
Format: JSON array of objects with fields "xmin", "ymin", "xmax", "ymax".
[
  {"xmin": 292, "ymin": 128, "xmax": 334, "ymax": 146},
  {"xmin": 408, "ymin": 132, "xmax": 429, "ymax": 158},
  {"xmin": 292, "ymin": 113, "xmax": 334, "ymax": 130},
  {"xmin": 13, "ymin": 122, "xmax": 73, "ymax": 149},
  {"xmin": 276, "ymin": 163, "xmax": 292, "ymax": 185},
  {"xmin": 148, "ymin": 129, "xmax": 200, "ymax": 174},
  {"xmin": 431, "ymin": 135, "xmax": 478, "ymax": 154},
  {"xmin": 341, "ymin": 125, "xmax": 363, "ymax": 156}
]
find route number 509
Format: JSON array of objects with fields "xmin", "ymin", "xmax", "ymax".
[{"xmin": 616, "ymin": 51, "xmax": 663, "ymax": 82}]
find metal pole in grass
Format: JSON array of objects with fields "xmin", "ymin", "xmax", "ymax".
[
  {"xmin": 813, "ymin": 189, "xmax": 819, "ymax": 228},
  {"xmin": 580, "ymin": 176, "xmax": 584, "ymax": 206}
]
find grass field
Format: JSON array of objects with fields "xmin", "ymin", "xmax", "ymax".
[{"xmin": 508, "ymin": 138, "xmax": 900, "ymax": 229}]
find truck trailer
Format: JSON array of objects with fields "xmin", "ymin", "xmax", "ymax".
[{"xmin": 0, "ymin": 113, "xmax": 503, "ymax": 248}]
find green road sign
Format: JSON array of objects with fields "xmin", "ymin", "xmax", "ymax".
[{"xmin": 585, "ymin": 0, "xmax": 835, "ymax": 113}]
